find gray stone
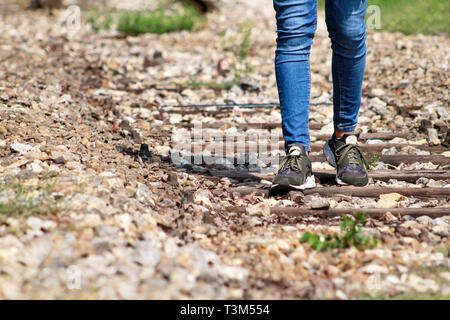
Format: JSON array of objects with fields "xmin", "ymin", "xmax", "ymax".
[
  {"xmin": 132, "ymin": 241, "xmax": 162, "ymax": 267},
  {"xmin": 310, "ymin": 198, "xmax": 330, "ymax": 210},
  {"xmin": 136, "ymin": 183, "xmax": 153, "ymax": 203}
]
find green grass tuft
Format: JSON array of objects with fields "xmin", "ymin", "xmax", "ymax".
[
  {"xmin": 0, "ymin": 173, "xmax": 65, "ymax": 219},
  {"xmin": 88, "ymin": 4, "xmax": 206, "ymax": 35},
  {"xmin": 185, "ymin": 80, "xmax": 235, "ymax": 91},
  {"xmin": 318, "ymin": 0, "xmax": 449, "ymax": 36},
  {"xmin": 301, "ymin": 213, "xmax": 378, "ymax": 251}
]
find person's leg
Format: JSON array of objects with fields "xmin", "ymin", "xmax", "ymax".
[
  {"xmin": 271, "ymin": 0, "xmax": 317, "ymax": 191},
  {"xmin": 325, "ymin": 0, "xmax": 367, "ymax": 135},
  {"xmin": 323, "ymin": 0, "xmax": 369, "ymax": 186},
  {"xmin": 273, "ymin": 0, "xmax": 317, "ymax": 153}
]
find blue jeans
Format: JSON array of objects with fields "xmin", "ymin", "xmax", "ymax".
[{"xmin": 274, "ymin": 0, "xmax": 367, "ymax": 152}]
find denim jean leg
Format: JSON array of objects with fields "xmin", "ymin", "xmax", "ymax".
[
  {"xmin": 273, "ymin": 0, "xmax": 317, "ymax": 152},
  {"xmin": 325, "ymin": 0, "xmax": 367, "ymax": 133}
]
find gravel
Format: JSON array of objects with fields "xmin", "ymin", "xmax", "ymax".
[{"xmin": 0, "ymin": 0, "xmax": 448, "ymax": 299}]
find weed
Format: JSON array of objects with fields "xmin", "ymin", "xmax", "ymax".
[
  {"xmin": 301, "ymin": 213, "xmax": 378, "ymax": 251},
  {"xmin": 185, "ymin": 80, "xmax": 235, "ymax": 91},
  {"xmin": 88, "ymin": 3, "xmax": 205, "ymax": 35},
  {"xmin": 87, "ymin": 8, "xmax": 114, "ymax": 32},
  {"xmin": 117, "ymin": 5, "xmax": 203, "ymax": 35},
  {"xmin": 230, "ymin": 23, "xmax": 254, "ymax": 83},
  {"xmin": 0, "ymin": 173, "xmax": 66, "ymax": 220},
  {"xmin": 368, "ymin": 154, "xmax": 379, "ymax": 169}
]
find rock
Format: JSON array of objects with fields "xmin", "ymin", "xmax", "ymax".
[
  {"xmin": 407, "ymin": 274, "xmax": 439, "ymax": 293},
  {"xmin": 114, "ymin": 214, "xmax": 132, "ymax": 233},
  {"xmin": 65, "ymin": 161, "xmax": 84, "ymax": 171},
  {"xmin": 82, "ymin": 214, "xmax": 102, "ymax": 227},
  {"xmin": 427, "ymin": 128, "xmax": 440, "ymax": 145},
  {"xmin": 26, "ymin": 161, "xmax": 44, "ymax": 173},
  {"xmin": 288, "ymin": 191, "xmax": 304, "ymax": 204},
  {"xmin": 416, "ymin": 216, "xmax": 433, "ymax": 226},
  {"xmin": 368, "ymin": 97, "xmax": 388, "ymax": 118},
  {"xmin": 136, "ymin": 183, "xmax": 153, "ymax": 204},
  {"xmin": 25, "ymin": 149, "xmax": 48, "ymax": 161},
  {"xmin": 426, "ymin": 179, "xmax": 446, "ymax": 188},
  {"xmin": 102, "ymin": 176, "xmax": 124, "ymax": 189},
  {"xmin": 240, "ymin": 77, "xmax": 261, "ymax": 93},
  {"xmin": 359, "ymin": 264, "xmax": 389, "ymax": 274},
  {"xmin": 168, "ymin": 113, "xmax": 183, "ymax": 125},
  {"xmin": 218, "ymin": 265, "xmax": 248, "ymax": 282},
  {"xmin": 440, "ymin": 272, "xmax": 450, "ymax": 282},
  {"xmin": 92, "ymin": 240, "xmax": 112, "ymax": 254},
  {"xmin": 382, "ymin": 147, "xmax": 397, "ymax": 155},
  {"xmin": 167, "ymin": 172, "xmax": 178, "ymax": 186},
  {"xmin": 94, "ymin": 224, "xmax": 119, "ymax": 237},
  {"xmin": 376, "ymin": 198, "xmax": 397, "ymax": 209},
  {"xmin": 51, "ymin": 151, "xmax": 79, "ymax": 163},
  {"xmin": 218, "ymin": 57, "xmax": 233, "ymax": 75},
  {"xmin": 202, "ymin": 212, "xmax": 215, "ymax": 225},
  {"xmin": 432, "ymin": 217, "xmax": 450, "ymax": 227},
  {"xmin": 416, "ymin": 177, "xmax": 429, "ymax": 185},
  {"xmin": 401, "ymin": 220, "xmax": 420, "ymax": 229},
  {"xmin": 432, "ymin": 225, "xmax": 449, "ymax": 237},
  {"xmin": 132, "ymin": 241, "xmax": 162, "ymax": 267},
  {"xmin": 53, "ymin": 156, "xmax": 66, "ymax": 164},
  {"xmin": 319, "ymin": 121, "xmax": 334, "ymax": 135},
  {"xmin": 11, "ymin": 143, "xmax": 33, "ymax": 155},
  {"xmin": 310, "ymin": 198, "xmax": 330, "ymax": 210},
  {"xmin": 169, "ymin": 268, "xmax": 196, "ymax": 291},
  {"xmin": 383, "ymin": 211, "xmax": 398, "ymax": 221},
  {"xmin": 0, "ymin": 126, "xmax": 7, "ymax": 136},
  {"xmin": 193, "ymin": 189, "xmax": 213, "ymax": 208},
  {"xmin": 26, "ymin": 216, "xmax": 56, "ymax": 231},
  {"xmin": 376, "ymin": 193, "xmax": 407, "ymax": 208},
  {"xmin": 246, "ymin": 202, "xmax": 271, "ymax": 216},
  {"xmin": 154, "ymin": 145, "xmax": 171, "ymax": 157},
  {"xmin": 380, "ymin": 193, "xmax": 407, "ymax": 202},
  {"xmin": 183, "ymin": 190, "xmax": 194, "ymax": 204},
  {"xmin": 371, "ymin": 88, "xmax": 386, "ymax": 97},
  {"xmin": 71, "ymin": 194, "xmax": 115, "ymax": 215}
]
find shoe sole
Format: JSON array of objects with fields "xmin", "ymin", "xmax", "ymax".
[
  {"xmin": 323, "ymin": 138, "xmax": 368, "ymax": 186},
  {"xmin": 271, "ymin": 175, "xmax": 316, "ymax": 191}
]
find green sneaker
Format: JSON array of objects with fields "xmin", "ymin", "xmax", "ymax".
[
  {"xmin": 323, "ymin": 133, "xmax": 369, "ymax": 186},
  {"xmin": 271, "ymin": 145, "xmax": 316, "ymax": 191}
]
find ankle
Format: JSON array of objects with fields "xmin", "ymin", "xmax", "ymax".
[{"xmin": 335, "ymin": 130, "xmax": 355, "ymax": 139}]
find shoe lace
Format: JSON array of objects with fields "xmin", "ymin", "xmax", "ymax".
[
  {"xmin": 335, "ymin": 143, "xmax": 369, "ymax": 169},
  {"xmin": 279, "ymin": 154, "xmax": 303, "ymax": 172}
]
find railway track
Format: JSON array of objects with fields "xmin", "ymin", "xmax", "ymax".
[
  {"xmin": 176, "ymin": 154, "xmax": 450, "ymax": 166},
  {"xmin": 208, "ymin": 169, "xmax": 450, "ymax": 183},
  {"xmin": 229, "ymin": 206, "xmax": 450, "ymax": 218},
  {"xmin": 153, "ymin": 103, "xmax": 450, "ymax": 218},
  {"xmin": 228, "ymin": 186, "xmax": 450, "ymax": 199}
]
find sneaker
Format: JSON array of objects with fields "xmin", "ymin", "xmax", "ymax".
[
  {"xmin": 271, "ymin": 145, "xmax": 316, "ymax": 191},
  {"xmin": 323, "ymin": 132, "xmax": 369, "ymax": 186}
]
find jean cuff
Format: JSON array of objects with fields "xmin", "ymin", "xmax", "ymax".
[
  {"xmin": 285, "ymin": 143, "xmax": 310, "ymax": 153},
  {"xmin": 334, "ymin": 124, "xmax": 357, "ymax": 132}
]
